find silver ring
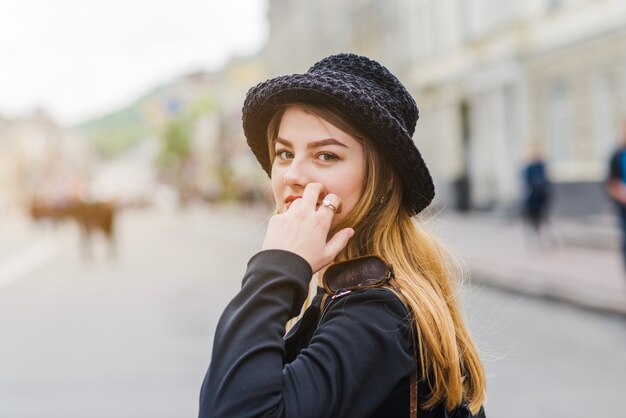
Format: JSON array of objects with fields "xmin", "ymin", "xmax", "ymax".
[{"xmin": 322, "ymin": 198, "xmax": 337, "ymax": 212}]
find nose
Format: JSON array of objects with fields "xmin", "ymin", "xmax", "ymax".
[{"xmin": 283, "ymin": 157, "xmax": 310, "ymax": 187}]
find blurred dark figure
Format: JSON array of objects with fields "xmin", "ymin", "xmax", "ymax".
[
  {"xmin": 522, "ymin": 148, "xmax": 553, "ymax": 248},
  {"xmin": 606, "ymin": 121, "xmax": 626, "ymax": 272},
  {"xmin": 29, "ymin": 197, "xmax": 117, "ymax": 260}
]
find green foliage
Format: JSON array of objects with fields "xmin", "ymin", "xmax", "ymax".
[
  {"xmin": 90, "ymin": 125, "xmax": 148, "ymax": 158},
  {"xmin": 73, "ymin": 77, "xmax": 221, "ymax": 203},
  {"xmin": 75, "ymin": 100, "xmax": 148, "ymax": 158},
  {"xmin": 189, "ymin": 96, "xmax": 216, "ymax": 119},
  {"xmin": 157, "ymin": 119, "xmax": 191, "ymax": 170}
]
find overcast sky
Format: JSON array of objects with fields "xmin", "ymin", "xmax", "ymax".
[{"xmin": 0, "ymin": 0, "xmax": 267, "ymax": 125}]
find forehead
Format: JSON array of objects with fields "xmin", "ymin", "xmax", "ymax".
[{"xmin": 277, "ymin": 107, "xmax": 360, "ymax": 147}]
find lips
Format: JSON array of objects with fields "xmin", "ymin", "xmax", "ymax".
[{"xmin": 285, "ymin": 195, "xmax": 302, "ymax": 209}]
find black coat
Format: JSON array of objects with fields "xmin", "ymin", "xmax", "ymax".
[{"xmin": 199, "ymin": 250, "xmax": 485, "ymax": 418}]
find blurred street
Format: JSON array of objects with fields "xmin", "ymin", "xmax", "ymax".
[
  {"xmin": 0, "ymin": 206, "xmax": 624, "ymax": 418},
  {"xmin": 436, "ymin": 213, "xmax": 626, "ymax": 315},
  {"xmin": 0, "ymin": 205, "xmax": 266, "ymax": 418},
  {"xmin": 3, "ymin": 1, "xmax": 626, "ymax": 417}
]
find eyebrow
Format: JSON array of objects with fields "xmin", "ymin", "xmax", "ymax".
[{"xmin": 274, "ymin": 137, "xmax": 348, "ymax": 149}]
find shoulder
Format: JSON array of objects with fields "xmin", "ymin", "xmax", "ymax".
[
  {"xmin": 610, "ymin": 149, "xmax": 620, "ymax": 162},
  {"xmin": 608, "ymin": 149, "xmax": 624, "ymax": 179},
  {"xmin": 321, "ymin": 287, "xmax": 412, "ymax": 337},
  {"xmin": 330, "ymin": 287, "xmax": 408, "ymax": 312},
  {"xmin": 313, "ymin": 287, "xmax": 414, "ymax": 368},
  {"xmin": 610, "ymin": 147, "xmax": 626, "ymax": 162}
]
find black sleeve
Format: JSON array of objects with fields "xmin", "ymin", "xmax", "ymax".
[
  {"xmin": 199, "ymin": 250, "xmax": 414, "ymax": 418},
  {"xmin": 608, "ymin": 151, "xmax": 621, "ymax": 182}
]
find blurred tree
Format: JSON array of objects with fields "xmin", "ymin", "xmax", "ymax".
[
  {"xmin": 162, "ymin": 120, "xmax": 191, "ymax": 163},
  {"xmin": 77, "ymin": 100, "xmax": 148, "ymax": 158},
  {"xmin": 157, "ymin": 118, "xmax": 193, "ymax": 205}
]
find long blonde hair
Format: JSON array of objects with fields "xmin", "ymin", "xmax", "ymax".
[{"xmin": 267, "ymin": 102, "xmax": 486, "ymax": 414}]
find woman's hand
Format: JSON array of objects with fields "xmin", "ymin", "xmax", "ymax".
[{"xmin": 262, "ymin": 183, "xmax": 355, "ymax": 273}]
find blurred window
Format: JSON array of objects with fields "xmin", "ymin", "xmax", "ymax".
[
  {"xmin": 414, "ymin": 0, "xmax": 437, "ymax": 58},
  {"xmin": 591, "ymin": 71, "xmax": 617, "ymax": 162},
  {"xmin": 622, "ymin": 61, "xmax": 626, "ymax": 119},
  {"xmin": 547, "ymin": 80, "xmax": 575, "ymax": 164},
  {"xmin": 458, "ymin": 0, "xmax": 519, "ymax": 41},
  {"xmin": 547, "ymin": 0, "xmax": 592, "ymax": 12},
  {"xmin": 547, "ymin": 0, "xmax": 564, "ymax": 10}
]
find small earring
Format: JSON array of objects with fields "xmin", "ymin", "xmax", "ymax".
[{"xmin": 379, "ymin": 196, "xmax": 386, "ymax": 204}]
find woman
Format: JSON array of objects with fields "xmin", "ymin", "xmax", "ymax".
[{"xmin": 199, "ymin": 53, "xmax": 486, "ymax": 418}]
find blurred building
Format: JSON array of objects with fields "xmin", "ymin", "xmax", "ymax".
[
  {"xmin": 263, "ymin": 0, "xmax": 626, "ymax": 216},
  {"xmin": 212, "ymin": 55, "xmax": 272, "ymax": 203},
  {"xmin": 0, "ymin": 110, "xmax": 92, "ymax": 212},
  {"xmin": 140, "ymin": 71, "xmax": 223, "ymax": 201}
]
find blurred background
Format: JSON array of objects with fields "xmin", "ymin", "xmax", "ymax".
[{"xmin": 1, "ymin": 1, "xmax": 626, "ymax": 417}]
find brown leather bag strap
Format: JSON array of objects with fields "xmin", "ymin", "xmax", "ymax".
[
  {"xmin": 390, "ymin": 281, "xmax": 420, "ymax": 418},
  {"xmin": 409, "ymin": 322, "xmax": 419, "ymax": 418}
]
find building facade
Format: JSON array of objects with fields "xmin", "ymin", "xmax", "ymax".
[
  {"xmin": 0, "ymin": 110, "xmax": 93, "ymax": 212},
  {"xmin": 262, "ymin": 0, "xmax": 626, "ymax": 215}
]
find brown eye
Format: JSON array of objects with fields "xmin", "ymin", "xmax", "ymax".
[
  {"xmin": 276, "ymin": 149, "xmax": 294, "ymax": 160},
  {"xmin": 318, "ymin": 152, "xmax": 338, "ymax": 161}
]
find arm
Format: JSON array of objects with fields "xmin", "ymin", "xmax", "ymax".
[
  {"xmin": 606, "ymin": 152, "xmax": 626, "ymax": 205},
  {"xmin": 199, "ymin": 250, "xmax": 414, "ymax": 418},
  {"xmin": 607, "ymin": 179, "xmax": 626, "ymax": 205}
]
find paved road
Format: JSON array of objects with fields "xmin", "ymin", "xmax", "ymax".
[
  {"xmin": 463, "ymin": 284, "xmax": 626, "ymax": 417},
  {"xmin": 0, "ymin": 206, "xmax": 624, "ymax": 417}
]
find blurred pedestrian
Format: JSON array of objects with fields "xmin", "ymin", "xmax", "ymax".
[
  {"xmin": 606, "ymin": 120, "xmax": 626, "ymax": 271},
  {"xmin": 522, "ymin": 146, "xmax": 553, "ymax": 248},
  {"xmin": 199, "ymin": 54, "xmax": 486, "ymax": 417}
]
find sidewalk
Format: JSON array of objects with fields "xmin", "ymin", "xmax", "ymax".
[
  {"xmin": 0, "ymin": 210, "xmax": 63, "ymax": 290},
  {"xmin": 3, "ymin": 205, "xmax": 625, "ymax": 315},
  {"xmin": 434, "ymin": 213, "xmax": 626, "ymax": 316},
  {"xmin": 0, "ymin": 210, "xmax": 37, "ymax": 260}
]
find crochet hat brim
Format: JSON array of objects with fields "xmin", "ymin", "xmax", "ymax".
[{"xmin": 242, "ymin": 72, "xmax": 435, "ymax": 216}]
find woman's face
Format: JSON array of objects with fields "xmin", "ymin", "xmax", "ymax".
[{"xmin": 271, "ymin": 106, "xmax": 366, "ymax": 229}]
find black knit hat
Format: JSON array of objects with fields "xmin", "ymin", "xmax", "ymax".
[{"xmin": 242, "ymin": 53, "xmax": 435, "ymax": 215}]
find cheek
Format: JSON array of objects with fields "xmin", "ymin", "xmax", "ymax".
[
  {"xmin": 270, "ymin": 166, "xmax": 283, "ymax": 202},
  {"xmin": 338, "ymin": 192, "xmax": 360, "ymax": 217},
  {"xmin": 330, "ymin": 191, "xmax": 359, "ymax": 230},
  {"xmin": 328, "ymin": 176, "xmax": 363, "ymax": 214},
  {"xmin": 339, "ymin": 161, "xmax": 365, "ymax": 199}
]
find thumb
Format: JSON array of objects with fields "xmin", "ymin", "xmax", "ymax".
[{"xmin": 324, "ymin": 228, "xmax": 355, "ymax": 259}]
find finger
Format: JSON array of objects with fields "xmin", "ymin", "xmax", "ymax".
[
  {"xmin": 300, "ymin": 183, "xmax": 326, "ymax": 210},
  {"xmin": 287, "ymin": 197, "xmax": 302, "ymax": 211},
  {"xmin": 318, "ymin": 193, "xmax": 342, "ymax": 216},
  {"xmin": 324, "ymin": 228, "xmax": 355, "ymax": 259}
]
